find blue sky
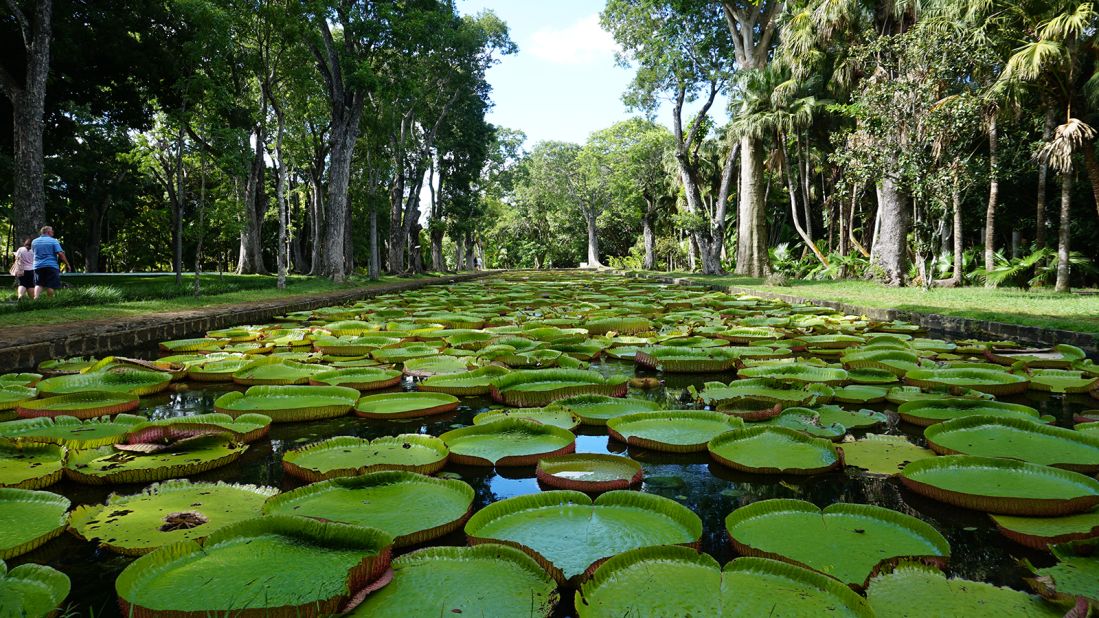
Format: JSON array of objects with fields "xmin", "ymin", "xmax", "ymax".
[{"xmin": 456, "ymin": 0, "xmax": 728, "ymax": 147}]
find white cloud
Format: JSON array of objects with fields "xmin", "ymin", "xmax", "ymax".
[{"xmin": 527, "ymin": 14, "xmax": 619, "ymax": 65}]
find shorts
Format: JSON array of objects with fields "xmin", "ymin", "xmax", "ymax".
[
  {"xmin": 34, "ymin": 267, "xmax": 61, "ymax": 289},
  {"xmin": 16, "ymin": 271, "xmax": 35, "ymax": 288}
]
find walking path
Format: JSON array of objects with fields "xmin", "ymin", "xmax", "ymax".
[{"xmin": 0, "ymin": 272, "xmax": 494, "ymax": 372}]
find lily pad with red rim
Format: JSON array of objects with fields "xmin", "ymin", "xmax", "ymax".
[
  {"xmin": 866, "ymin": 561, "xmax": 1061, "ymax": 617},
  {"xmin": 64, "ymin": 435, "xmax": 248, "ymax": 485},
  {"xmin": 707, "ymin": 426, "xmax": 842, "ymax": 475},
  {"xmin": 490, "ymin": 368, "xmax": 629, "ymax": 407},
  {"xmin": 440, "ymin": 418, "xmax": 576, "ymax": 466},
  {"xmin": 0, "ymin": 559, "xmax": 71, "ymax": 618},
  {"xmin": 551, "ymin": 395, "xmax": 662, "ymax": 426},
  {"xmin": 281, "ymin": 434, "xmax": 449, "ymax": 482},
  {"xmin": 896, "ymin": 398, "xmax": 1040, "ymax": 427},
  {"xmin": 0, "ymin": 488, "xmax": 70, "ymax": 559},
  {"xmin": 990, "ymin": 509, "xmax": 1099, "ymax": 550},
  {"xmin": 0, "ymin": 442, "xmax": 66, "ymax": 489},
  {"xmin": 840, "ymin": 434, "xmax": 936, "ymax": 476},
  {"xmin": 473, "ymin": 406, "xmax": 581, "ymax": 431},
  {"xmin": 607, "ymin": 410, "xmax": 743, "ymax": 453},
  {"xmin": 354, "ymin": 391, "xmax": 460, "ymax": 419},
  {"xmin": 924, "ymin": 415, "xmax": 1099, "ymax": 473},
  {"xmin": 214, "ymin": 385, "xmax": 358, "ymax": 422},
  {"xmin": 0, "ymin": 414, "xmax": 146, "ymax": 449},
  {"xmin": 535, "ymin": 454, "xmax": 642, "ymax": 492}
]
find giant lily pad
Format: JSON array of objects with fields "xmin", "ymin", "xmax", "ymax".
[
  {"xmin": 991, "ymin": 509, "xmax": 1099, "ymax": 550},
  {"xmin": 214, "ymin": 385, "xmax": 358, "ymax": 422},
  {"xmin": 490, "ymin": 369, "xmax": 628, "ymax": 407},
  {"xmin": 37, "ymin": 356, "xmax": 98, "ymax": 376},
  {"xmin": 535, "ymin": 454, "xmax": 642, "ymax": 492},
  {"xmin": 1027, "ymin": 541, "xmax": 1099, "ymax": 607},
  {"xmin": 440, "ymin": 418, "xmax": 575, "ymax": 466},
  {"xmin": 309, "ymin": 367, "xmax": 402, "ymax": 392},
  {"xmin": 36, "ymin": 369, "xmax": 170, "ymax": 397},
  {"xmin": 551, "ymin": 395, "xmax": 662, "ymax": 426},
  {"xmin": 708, "ymin": 426, "xmax": 842, "ymax": 475},
  {"xmin": 16, "ymin": 391, "xmax": 140, "ymax": 420},
  {"xmin": 607, "ymin": 410, "xmax": 743, "ymax": 453},
  {"xmin": 114, "ymin": 516, "xmax": 393, "ymax": 617},
  {"xmin": 465, "ymin": 490, "xmax": 702, "ymax": 583},
  {"xmin": 64, "ymin": 436, "xmax": 248, "ymax": 485},
  {"xmin": 634, "ymin": 346, "xmax": 738, "ymax": 373},
  {"xmin": 402, "ymin": 355, "xmax": 472, "ymax": 378},
  {"xmin": 186, "ymin": 358, "xmax": 257, "ymax": 382},
  {"xmin": 473, "ymin": 407, "xmax": 581, "ymax": 431},
  {"xmin": 905, "ymin": 367, "xmax": 1029, "ymax": 395},
  {"xmin": 739, "ymin": 363, "xmax": 849, "ymax": 385},
  {"xmin": 575, "ymin": 546, "xmax": 873, "ymax": 617},
  {"xmin": 1026, "ymin": 369, "xmax": 1099, "ymax": 394},
  {"xmin": 0, "ymin": 414, "xmax": 146, "ymax": 449},
  {"xmin": 264, "ymin": 471, "xmax": 473, "ymax": 547},
  {"xmin": 760, "ymin": 408, "xmax": 846, "ymax": 440},
  {"xmin": 924, "ymin": 416, "xmax": 1099, "ymax": 473},
  {"xmin": 281, "ymin": 434, "xmax": 449, "ymax": 482},
  {"xmin": 866, "ymin": 561, "xmax": 1060, "ymax": 617},
  {"xmin": 896, "ymin": 398, "xmax": 1040, "ymax": 427},
  {"xmin": 419, "ymin": 366, "xmax": 510, "ymax": 396},
  {"xmin": 347, "ymin": 544, "xmax": 559, "ymax": 618},
  {"xmin": 0, "ymin": 443, "xmax": 65, "ymax": 489},
  {"xmin": 0, "ymin": 559, "xmax": 70, "ymax": 618},
  {"xmin": 136, "ymin": 412, "xmax": 272, "ymax": 443},
  {"xmin": 232, "ymin": 359, "xmax": 322, "ymax": 385},
  {"xmin": 841, "ymin": 434, "xmax": 936, "ymax": 476},
  {"xmin": 0, "ymin": 488, "xmax": 69, "ymax": 559},
  {"xmin": 68, "ymin": 480, "xmax": 277, "ymax": 555},
  {"xmin": 694, "ymin": 378, "xmax": 831, "ymax": 411},
  {"xmin": 899, "ymin": 455, "xmax": 1099, "ymax": 516},
  {"xmin": 725, "ymin": 499, "xmax": 950, "ymax": 588},
  {"xmin": 0, "ymin": 386, "xmax": 37, "ymax": 412},
  {"xmin": 354, "ymin": 391, "xmax": 460, "ymax": 419}
]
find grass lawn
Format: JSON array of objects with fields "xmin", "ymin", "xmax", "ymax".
[
  {"xmin": 632, "ymin": 271, "xmax": 1099, "ymax": 335},
  {"xmin": 0, "ymin": 272, "xmax": 449, "ymax": 328}
]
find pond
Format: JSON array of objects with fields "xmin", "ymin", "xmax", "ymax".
[{"xmin": 3, "ymin": 271, "xmax": 1098, "ymax": 617}]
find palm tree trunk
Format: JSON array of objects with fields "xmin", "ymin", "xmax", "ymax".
[
  {"xmin": 1082, "ymin": 145, "xmax": 1099, "ymax": 220},
  {"xmin": 1055, "ymin": 170, "xmax": 1072, "ymax": 293},
  {"xmin": 781, "ymin": 138, "xmax": 827, "ymax": 267},
  {"xmin": 1036, "ymin": 109, "xmax": 1054, "ymax": 248},
  {"xmin": 983, "ymin": 115, "xmax": 998, "ymax": 282},
  {"xmin": 952, "ymin": 172, "xmax": 963, "ymax": 285}
]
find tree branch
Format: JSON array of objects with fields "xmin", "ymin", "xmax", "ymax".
[{"xmin": 5, "ymin": 0, "xmax": 30, "ymax": 48}]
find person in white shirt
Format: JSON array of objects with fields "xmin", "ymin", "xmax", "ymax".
[{"xmin": 11, "ymin": 237, "xmax": 35, "ymax": 300}]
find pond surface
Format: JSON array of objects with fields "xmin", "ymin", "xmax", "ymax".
[{"xmin": 15, "ymin": 357, "xmax": 1094, "ymax": 616}]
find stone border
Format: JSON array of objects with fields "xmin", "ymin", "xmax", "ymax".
[
  {"xmin": 621, "ymin": 272, "xmax": 1099, "ymax": 355},
  {"xmin": 0, "ymin": 272, "xmax": 495, "ymax": 372}
]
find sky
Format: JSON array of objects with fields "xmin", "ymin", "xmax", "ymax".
[{"xmin": 455, "ymin": 0, "xmax": 726, "ymax": 147}]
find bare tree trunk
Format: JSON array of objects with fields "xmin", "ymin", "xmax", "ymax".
[
  {"xmin": 323, "ymin": 119, "xmax": 360, "ymax": 281},
  {"xmin": 642, "ymin": 199, "xmax": 655, "ymax": 270},
  {"xmin": 237, "ymin": 121, "xmax": 268, "ymax": 275},
  {"xmin": 308, "ymin": 176, "xmax": 324, "ymax": 275},
  {"xmin": 274, "ymin": 108, "xmax": 287, "ymax": 290},
  {"xmin": 781, "ymin": 137, "xmax": 827, "ymax": 267},
  {"xmin": 430, "ymin": 227, "xmax": 445, "ymax": 272},
  {"xmin": 984, "ymin": 114, "xmax": 999, "ymax": 280},
  {"xmin": 687, "ymin": 233, "xmax": 697, "ymax": 271},
  {"xmin": 1036, "ymin": 110, "xmax": 1055, "ymax": 248},
  {"xmin": 952, "ymin": 174, "xmax": 963, "ymax": 284},
  {"xmin": 584, "ymin": 208, "xmax": 602, "ymax": 267},
  {"xmin": 1055, "ymin": 170, "xmax": 1072, "ymax": 293},
  {"xmin": 1, "ymin": 0, "xmax": 52, "ymax": 241},
  {"xmin": 872, "ymin": 175, "xmax": 910, "ymax": 286},
  {"xmin": 1082, "ymin": 145, "xmax": 1099, "ymax": 221},
  {"xmin": 735, "ymin": 135, "xmax": 769, "ymax": 276},
  {"xmin": 368, "ymin": 205, "xmax": 380, "ymax": 280},
  {"xmin": 464, "ymin": 231, "xmax": 475, "ymax": 270},
  {"xmin": 194, "ymin": 155, "xmax": 206, "ymax": 297},
  {"xmin": 455, "ymin": 234, "xmax": 465, "ymax": 271},
  {"xmin": 174, "ymin": 112, "xmax": 185, "ymax": 286}
]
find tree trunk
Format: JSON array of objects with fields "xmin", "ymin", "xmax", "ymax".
[
  {"xmin": 1036, "ymin": 110, "xmax": 1055, "ymax": 248},
  {"xmin": 388, "ymin": 167, "xmax": 406, "ymax": 274},
  {"xmin": 174, "ymin": 114, "xmax": 185, "ymax": 286},
  {"xmin": 984, "ymin": 114, "xmax": 999, "ymax": 280},
  {"xmin": 735, "ymin": 135, "xmax": 769, "ymax": 276},
  {"xmin": 872, "ymin": 175, "xmax": 910, "ymax": 286},
  {"xmin": 584, "ymin": 208, "xmax": 602, "ymax": 267},
  {"xmin": 430, "ymin": 227, "xmax": 445, "ymax": 272},
  {"xmin": 455, "ymin": 234, "xmax": 465, "ymax": 271},
  {"xmin": 308, "ymin": 175, "xmax": 324, "ymax": 275},
  {"xmin": 237, "ymin": 123, "xmax": 267, "ymax": 275},
  {"xmin": 194, "ymin": 156, "xmax": 206, "ymax": 297},
  {"xmin": 323, "ymin": 118, "xmax": 359, "ymax": 281},
  {"xmin": 274, "ymin": 111, "xmax": 287, "ymax": 290},
  {"xmin": 368, "ymin": 205, "xmax": 380, "ymax": 280},
  {"xmin": 642, "ymin": 202, "xmax": 655, "ymax": 270},
  {"xmin": 2, "ymin": 0, "xmax": 52, "ymax": 241},
  {"xmin": 1055, "ymin": 169, "xmax": 1072, "ymax": 293},
  {"xmin": 464, "ymin": 231, "xmax": 475, "ymax": 270},
  {"xmin": 781, "ymin": 137, "xmax": 827, "ymax": 267},
  {"xmin": 1082, "ymin": 145, "xmax": 1099, "ymax": 220},
  {"xmin": 952, "ymin": 174, "xmax": 963, "ymax": 284}
]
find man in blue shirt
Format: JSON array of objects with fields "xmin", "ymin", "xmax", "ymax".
[{"xmin": 31, "ymin": 225, "xmax": 72, "ymax": 299}]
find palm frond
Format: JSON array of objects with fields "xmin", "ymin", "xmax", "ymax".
[
  {"xmin": 1039, "ymin": 3, "xmax": 1098, "ymax": 41},
  {"xmin": 1039, "ymin": 118, "xmax": 1097, "ymax": 172},
  {"xmin": 1001, "ymin": 40, "xmax": 1067, "ymax": 83}
]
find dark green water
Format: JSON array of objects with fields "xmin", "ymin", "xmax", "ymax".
[{"xmin": 10, "ymin": 356, "xmax": 1092, "ymax": 617}]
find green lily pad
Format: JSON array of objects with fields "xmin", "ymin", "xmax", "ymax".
[
  {"xmin": 308, "ymin": 367, "xmax": 403, "ymax": 391},
  {"xmin": 607, "ymin": 410, "xmax": 743, "ymax": 453},
  {"xmin": 15, "ymin": 391, "xmax": 141, "ymax": 420},
  {"xmin": 0, "ymin": 488, "xmax": 70, "ymax": 559},
  {"xmin": 1028, "ymin": 541, "xmax": 1099, "ymax": 606},
  {"xmin": 214, "ymin": 385, "xmax": 358, "ymax": 422},
  {"xmin": 896, "ymin": 398, "xmax": 1040, "ymax": 427},
  {"xmin": 115, "ymin": 516, "xmax": 393, "ymax": 617},
  {"xmin": 551, "ymin": 395, "xmax": 662, "ymax": 426},
  {"xmin": 68, "ymin": 480, "xmax": 277, "ymax": 555},
  {"xmin": 575, "ymin": 547, "xmax": 873, "ymax": 617},
  {"xmin": 232, "ymin": 359, "xmax": 322, "ymax": 385},
  {"xmin": 136, "ymin": 412, "xmax": 271, "ymax": 443},
  {"xmin": 708, "ymin": 426, "xmax": 842, "ymax": 475},
  {"xmin": 281, "ymin": 434, "xmax": 449, "ymax": 482},
  {"xmin": 991, "ymin": 509, "xmax": 1099, "ymax": 550},
  {"xmin": 347, "ymin": 544, "xmax": 559, "ymax": 617},
  {"xmin": 158, "ymin": 338, "xmax": 222, "ymax": 353},
  {"xmin": 925, "ymin": 416, "xmax": 1099, "ymax": 473},
  {"xmin": 354, "ymin": 391, "xmax": 460, "ymax": 419},
  {"xmin": 64, "ymin": 437, "xmax": 248, "ymax": 485},
  {"xmin": 185, "ymin": 358, "xmax": 253, "ymax": 382},
  {"xmin": 440, "ymin": 418, "xmax": 576, "ymax": 466},
  {"xmin": 905, "ymin": 367, "xmax": 1029, "ymax": 395},
  {"xmin": 0, "ymin": 414, "xmax": 146, "ymax": 448},
  {"xmin": 739, "ymin": 363, "xmax": 849, "ymax": 385},
  {"xmin": 725, "ymin": 499, "xmax": 950, "ymax": 588},
  {"xmin": 535, "ymin": 454, "xmax": 642, "ymax": 492},
  {"xmin": 0, "ymin": 559, "xmax": 70, "ymax": 618},
  {"xmin": 841, "ymin": 349, "xmax": 921, "ymax": 376},
  {"xmin": 490, "ymin": 369, "xmax": 629, "ymax": 407},
  {"xmin": 465, "ymin": 490, "xmax": 702, "ymax": 583},
  {"xmin": 473, "ymin": 407, "xmax": 581, "ymax": 431},
  {"xmin": 264, "ymin": 471, "xmax": 473, "ymax": 547},
  {"xmin": 36, "ymin": 368, "xmax": 170, "ymax": 397},
  {"xmin": 831, "ymin": 385, "xmax": 888, "ymax": 404},
  {"xmin": 0, "ymin": 373, "xmax": 41, "ymax": 388},
  {"xmin": 0, "ymin": 443, "xmax": 65, "ymax": 489},
  {"xmin": 420, "ymin": 366, "xmax": 510, "ymax": 396},
  {"xmin": 866, "ymin": 561, "xmax": 1060, "ymax": 617},
  {"xmin": 0, "ymin": 386, "xmax": 37, "ymax": 412},
  {"xmin": 694, "ymin": 378, "xmax": 831, "ymax": 409},
  {"xmin": 634, "ymin": 346, "xmax": 738, "ymax": 373},
  {"xmin": 840, "ymin": 434, "xmax": 936, "ymax": 476},
  {"xmin": 402, "ymin": 355, "xmax": 472, "ymax": 377},
  {"xmin": 900, "ymin": 455, "xmax": 1099, "ymax": 516},
  {"xmin": 760, "ymin": 408, "xmax": 846, "ymax": 440},
  {"xmin": 38, "ymin": 357, "xmax": 99, "ymax": 376},
  {"xmin": 1027, "ymin": 369, "xmax": 1099, "ymax": 393},
  {"xmin": 371, "ymin": 343, "xmax": 444, "ymax": 364}
]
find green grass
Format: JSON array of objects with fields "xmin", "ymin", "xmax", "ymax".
[
  {"xmin": 630, "ymin": 271, "xmax": 1099, "ymax": 335},
  {"xmin": 0, "ymin": 272, "xmax": 449, "ymax": 328}
]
